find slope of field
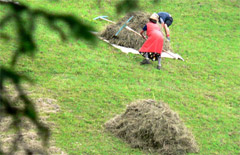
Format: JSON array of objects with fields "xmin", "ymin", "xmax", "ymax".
[{"xmin": 0, "ymin": 0, "xmax": 239, "ymax": 154}]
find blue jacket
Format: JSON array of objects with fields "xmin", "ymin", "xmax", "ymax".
[{"xmin": 157, "ymin": 12, "xmax": 172, "ymax": 23}]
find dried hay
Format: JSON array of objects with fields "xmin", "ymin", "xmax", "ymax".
[
  {"xmin": 105, "ymin": 99, "xmax": 199, "ymax": 155},
  {"xmin": 0, "ymin": 95, "xmax": 67, "ymax": 154},
  {"xmin": 35, "ymin": 98, "xmax": 60, "ymax": 114},
  {"xmin": 1, "ymin": 131, "xmax": 67, "ymax": 155},
  {"xmin": 100, "ymin": 11, "xmax": 172, "ymax": 52}
]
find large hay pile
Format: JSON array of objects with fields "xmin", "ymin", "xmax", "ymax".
[
  {"xmin": 101, "ymin": 12, "xmax": 172, "ymax": 51},
  {"xmin": 105, "ymin": 100, "xmax": 199, "ymax": 154}
]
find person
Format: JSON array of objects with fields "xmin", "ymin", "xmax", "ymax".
[
  {"xmin": 139, "ymin": 13, "xmax": 165, "ymax": 70},
  {"xmin": 157, "ymin": 12, "xmax": 173, "ymax": 41}
]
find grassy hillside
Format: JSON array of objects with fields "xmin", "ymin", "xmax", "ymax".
[{"xmin": 0, "ymin": 0, "xmax": 239, "ymax": 154}]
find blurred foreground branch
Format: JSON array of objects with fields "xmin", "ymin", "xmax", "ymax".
[
  {"xmin": 0, "ymin": 1, "xmax": 96, "ymax": 154},
  {"xmin": 0, "ymin": 0, "xmax": 143, "ymax": 154}
]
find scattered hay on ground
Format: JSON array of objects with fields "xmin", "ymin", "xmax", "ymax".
[
  {"xmin": 0, "ymin": 96, "xmax": 67, "ymax": 154},
  {"xmin": 1, "ymin": 130, "xmax": 67, "ymax": 155},
  {"xmin": 100, "ymin": 11, "xmax": 172, "ymax": 52},
  {"xmin": 105, "ymin": 99, "xmax": 199, "ymax": 155},
  {"xmin": 35, "ymin": 98, "xmax": 60, "ymax": 114}
]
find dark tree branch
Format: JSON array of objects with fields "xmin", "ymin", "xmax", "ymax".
[{"xmin": 0, "ymin": 0, "xmax": 142, "ymax": 154}]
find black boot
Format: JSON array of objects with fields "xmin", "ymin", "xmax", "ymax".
[
  {"xmin": 157, "ymin": 65, "xmax": 161, "ymax": 70},
  {"xmin": 140, "ymin": 59, "xmax": 151, "ymax": 65}
]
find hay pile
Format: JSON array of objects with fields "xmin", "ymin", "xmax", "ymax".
[
  {"xmin": 105, "ymin": 100, "xmax": 199, "ymax": 154},
  {"xmin": 100, "ymin": 12, "xmax": 172, "ymax": 51}
]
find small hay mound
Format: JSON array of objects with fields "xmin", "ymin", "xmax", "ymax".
[
  {"xmin": 0, "ymin": 90, "xmax": 66, "ymax": 154},
  {"xmin": 100, "ymin": 11, "xmax": 172, "ymax": 51},
  {"xmin": 105, "ymin": 99, "xmax": 199, "ymax": 154}
]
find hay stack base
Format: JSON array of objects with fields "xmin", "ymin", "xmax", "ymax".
[{"xmin": 105, "ymin": 100, "xmax": 199, "ymax": 155}]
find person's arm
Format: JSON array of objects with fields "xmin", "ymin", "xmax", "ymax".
[
  {"xmin": 160, "ymin": 18, "xmax": 165, "ymax": 28},
  {"xmin": 140, "ymin": 30, "xmax": 146, "ymax": 40},
  {"xmin": 140, "ymin": 25, "xmax": 147, "ymax": 40},
  {"xmin": 164, "ymin": 24, "xmax": 170, "ymax": 39},
  {"xmin": 160, "ymin": 17, "xmax": 170, "ymax": 40}
]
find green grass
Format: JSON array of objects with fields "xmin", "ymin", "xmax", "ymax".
[{"xmin": 0, "ymin": 0, "xmax": 240, "ymax": 154}]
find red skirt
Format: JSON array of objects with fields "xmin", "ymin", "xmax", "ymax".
[{"xmin": 139, "ymin": 30, "xmax": 164, "ymax": 54}]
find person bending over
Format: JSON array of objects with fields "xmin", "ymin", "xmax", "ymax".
[
  {"xmin": 139, "ymin": 13, "xmax": 165, "ymax": 70},
  {"xmin": 157, "ymin": 12, "xmax": 173, "ymax": 41}
]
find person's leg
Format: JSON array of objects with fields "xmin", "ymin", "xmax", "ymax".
[
  {"xmin": 157, "ymin": 55, "xmax": 161, "ymax": 70},
  {"xmin": 165, "ymin": 17, "xmax": 173, "ymax": 27},
  {"xmin": 140, "ymin": 53, "xmax": 151, "ymax": 65},
  {"xmin": 145, "ymin": 53, "xmax": 149, "ymax": 60}
]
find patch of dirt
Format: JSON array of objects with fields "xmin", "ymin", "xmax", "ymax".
[{"xmin": 105, "ymin": 99, "xmax": 199, "ymax": 155}]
